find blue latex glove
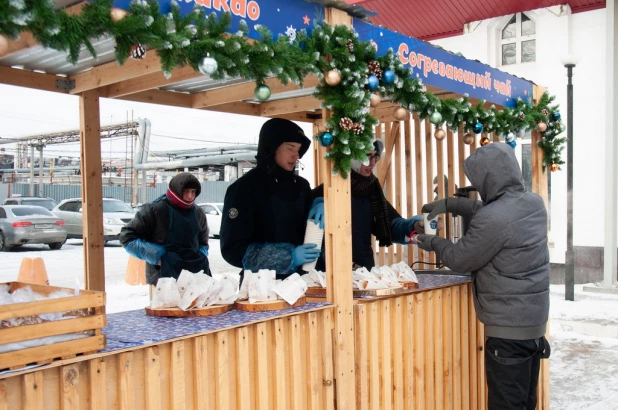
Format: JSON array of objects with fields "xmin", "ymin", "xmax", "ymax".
[
  {"xmin": 125, "ymin": 238, "xmax": 166, "ymax": 266},
  {"xmin": 307, "ymin": 198, "xmax": 325, "ymax": 229},
  {"xmin": 199, "ymin": 245, "xmax": 209, "ymax": 257},
  {"xmin": 292, "ymin": 243, "xmax": 321, "ymax": 267}
]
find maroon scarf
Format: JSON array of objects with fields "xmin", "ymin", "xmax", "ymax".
[{"xmin": 165, "ymin": 189, "xmax": 194, "ymax": 209}]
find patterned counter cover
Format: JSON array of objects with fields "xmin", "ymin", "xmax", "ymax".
[{"xmin": 101, "ymin": 302, "xmax": 332, "ymax": 353}]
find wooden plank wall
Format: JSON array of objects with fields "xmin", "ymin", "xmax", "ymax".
[
  {"xmin": 354, "ymin": 283, "xmax": 487, "ymax": 410},
  {"xmin": 376, "ymin": 116, "xmax": 478, "ymax": 270},
  {"xmin": 0, "ymin": 309, "xmax": 335, "ymax": 410}
]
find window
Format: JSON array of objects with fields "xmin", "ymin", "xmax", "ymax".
[
  {"xmin": 201, "ymin": 205, "xmax": 217, "ymax": 215},
  {"xmin": 10, "ymin": 207, "xmax": 54, "ymax": 217},
  {"xmin": 4, "ymin": 200, "xmax": 17, "ymax": 205},
  {"xmin": 102, "ymin": 200, "xmax": 134, "ymax": 213},
  {"xmin": 501, "ymin": 13, "xmax": 535, "ymax": 65},
  {"xmin": 60, "ymin": 201, "xmax": 81, "ymax": 212},
  {"xmin": 22, "ymin": 199, "xmax": 57, "ymax": 211},
  {"xmin": 0, "ymin": 208, "xmax": 6, "ymax": 218}
]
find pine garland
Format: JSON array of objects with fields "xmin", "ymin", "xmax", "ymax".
[{"xmin": 0, "ymin": 0, "xmax": 566, "ymax": 175}]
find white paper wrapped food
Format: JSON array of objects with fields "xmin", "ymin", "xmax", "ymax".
[
  {"xmin": 176, "ymin": 270, "xmax": 196, "ymax": 297},
  {"xmin": 248, "ymin": 269, "xmax": 278, "ymax": 303},
  {"xmin": 302, "ymin": 269, "xmax": 326, "ymax": 288},
  {"xmin": 371, "ymin": 266, "xmax": 401, "ymax": 288},
  {"xmin": 273, "ymin": 273, "xmax": 308, "ymax": 305},
  {"xmin": 207, "ymin": 274, "xmax": 239, "ymax": 306},
  {"xmin": 237, "ymin": 270, "xmax": 254, "ymax": 301},
  {"xmin": 390, "ymin": 261, "xmax": 418, "ymax": 283},
  {"xmin": 193, "ymin": 273, "xmax": 217, "ymax": 308},
  {"xmin": 151, "ymin": 278, "xmax": 181, "ymax": 309},
  {"xmin": 302, "ymin": 220, "xmax": 324, "ymax": 272}
]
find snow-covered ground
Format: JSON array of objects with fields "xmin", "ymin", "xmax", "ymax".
[{"xmin": 1, "ymin": 240, "xmax": 617, "ymax": 409}]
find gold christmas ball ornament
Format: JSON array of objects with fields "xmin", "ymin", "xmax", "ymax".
[
  {"xmin": 370, "ymin": 93, "xmax": 381, "ymax": 107},
  {"xmin": 480, "ymin": 135, "xmax": 491, "ymax": 146},
  {"xmin": 549, "ymin": 163, "xmax": 560, "ymax": 172},
  {"xmin": 393, "ymin": 107, "xmax": 408, "ymax": 121},
  {"xmin": 110, "ymin": 8, "xmax": 128, "ymax": 22},
  {"xmin": 434, "ymin": 129, "xmax": 446, "ymax": 140},
  {"xmin": 537, "ymin": 122, "xmax": 548, "ymax": 132},
  {"xmin": 463, "ymin": 132, "xmax": 475, "ymax": 145},
  {"xmin": 324, "ymin": 70, "xmax": 341, "ymax": 86}
]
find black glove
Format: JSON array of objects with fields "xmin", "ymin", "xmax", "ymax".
[
  {"xmin": 416, "ymin": 234, "xmax": 437, "ymax": 252},
  {"xmin": 421, "ymin": 198, "xmax": 448, "ymax": 220}
]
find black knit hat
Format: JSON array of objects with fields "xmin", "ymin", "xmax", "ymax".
[{"xmin": 256, "ymin": 119, "xmax": 311, "ymax": 167}]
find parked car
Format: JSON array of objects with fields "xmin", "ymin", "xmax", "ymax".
[
  {"xmin": 198, "ymin": 202, "xmax": 224, "ymax": 238},
  {"xmin": 52, "ymin": 198, "xmax": 135, "ymax": 242},
  {"xmin": 0, "ymin": 205, "xmax": 68, "ymax": 251},
  {"xmin": 2, "ymin": 196, "xmax": 58, "ymax": 211}
]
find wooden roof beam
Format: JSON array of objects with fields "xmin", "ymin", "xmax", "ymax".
[
  {"xmin": 0, "ymin": 66, "xmax": 70, "ymax": 94},
  {"xmin": 100, "ymin": 65, "xmax": 202, "ymax": 98},
  {"xmin": 192, "ymin": 74, "xmax": 319, "ymax": 109},
  {"xmin": 117, "ymin": 89, "xmax": 193, "ymax": 109},
  {"xmin": 259, "ymin": 95, "xmax": 321, "ymax": 117}
]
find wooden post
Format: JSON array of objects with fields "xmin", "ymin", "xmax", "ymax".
[
  {"xmin": 79, "ymin": 90, "xmax": 106, "ymax": 292},
  {"xmin": 323, "ymin": 8, "xmax": 356, "ymax": 410}
]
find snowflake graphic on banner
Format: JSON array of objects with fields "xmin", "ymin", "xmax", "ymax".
[{"xmin": 285, "ymin": 25, "xmax": 296, "ymax": 43}]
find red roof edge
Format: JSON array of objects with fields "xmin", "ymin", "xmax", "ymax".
[
  {"xmin": 419, "ymin": 29, "xmax": 465, "ymax": 41},
  {"xmin": 571, "ymin": 3, "xmax": 606, "ymax": 14}
]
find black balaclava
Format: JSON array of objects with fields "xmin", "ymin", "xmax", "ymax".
[{"xmin": 256, "ymin": 118, "xmax": 311, "ymax": 173}]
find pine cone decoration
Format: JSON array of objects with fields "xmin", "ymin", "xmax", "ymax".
[
  {"xmin": 519, "ymin": 113, "xmax": 526, "ymax": 121},
  {"xmin": 347, "ymin": 39, "xmax": 354, "ymax": 52},
  {"xmin": 130, "ymin": 43, "xmax": 146, "ymax": 60},
  {"xmin": 339, "ymin": 117, "xmax": 353, "ymax": 131},
  {"xmin": 351, "ymin": 123, "xmax": 364, "ymax": 135},
  {"xmin": 368, "ymin": 60, "xmax": 382, "ymax": 79},
  {"xmin": 542, "ymin": 109, "xmax": 549, "ymax": 117},
  {"xmin": 420, "ymin": 86, "xmax": 427, "ymax": 94}
]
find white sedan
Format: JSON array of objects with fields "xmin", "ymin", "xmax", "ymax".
[{"xmin": 198, "ymin": 203, "xmax": 224, "ymax": 238}]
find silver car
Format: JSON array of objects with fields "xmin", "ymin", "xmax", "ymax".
[
  {"xmin": 52, "ymin": 198, "xmax": 135, "ymax": 242},
  {"xmin": 0, "ymin": 205, "xmax": 68, "ymax": 251}
]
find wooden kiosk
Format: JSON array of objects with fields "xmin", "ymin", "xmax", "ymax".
[{"xmin": 0, "ymin": 1, "xmax": 551, "ymax": 409}]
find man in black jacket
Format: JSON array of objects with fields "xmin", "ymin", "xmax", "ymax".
[
  {"xmin": 120, "ymin": 172, "xmax": 210, "ymax": 284},
  {"xmin": 220, "ymin": 118, "xmax": 320, "ymax": 279}
]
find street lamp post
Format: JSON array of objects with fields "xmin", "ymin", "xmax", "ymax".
[{"xmin": 561, "ymin": 55, "xmax": 578, "ymax": 301}]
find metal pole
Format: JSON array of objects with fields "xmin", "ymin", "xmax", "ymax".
[
  {"xmin": 565, "ymin": 64, "xmax": 575, "ymax": 301},
  {"xmin": 38, "ymin": 147, "xmax": 43, "ymax": 197},
  {"xmin": 29, "ymin": 145, "xmax": 34, "ymax": 196}
]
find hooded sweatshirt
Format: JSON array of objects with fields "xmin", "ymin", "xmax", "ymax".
[{"xmin": 429, "ymin": 143, "xmax": 550, "ymax": 340}]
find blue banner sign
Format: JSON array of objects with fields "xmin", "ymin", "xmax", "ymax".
[
  {"xmin": 112, "ymin": 0, "xmax": 324, "ymax": 40},
  {"xmin": 353, "ymin": 19, "xmax": 534, "ymax": 108}
]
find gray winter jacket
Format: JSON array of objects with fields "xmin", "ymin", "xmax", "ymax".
[{"xmin": 430, "ymin": 143, "xmax": 549, "ymax": 340}]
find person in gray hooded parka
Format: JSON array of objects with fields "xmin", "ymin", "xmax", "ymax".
[{"xmin": 416, "ymin": 143, "xmax": 550, "ymax": 410}]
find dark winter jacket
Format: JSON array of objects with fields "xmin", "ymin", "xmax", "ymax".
[
  {"xmin": 429, "ymin": 143, "xmax": 550, "ymax": 340},
  {"xmin": 120, "ymin": 173, "xmax": 209, "ymax": 284},
  {"xmin": 220, "ymin": 118, "xmax": 313, "ymax": 279},
  {"xmin": 312, "ymin": 172, "xmax": 418, "ymax": 270}
]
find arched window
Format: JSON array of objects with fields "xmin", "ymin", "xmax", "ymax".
[{"xmin": 501, "ymin": 13, "xmax": 536, "ymax": 65}]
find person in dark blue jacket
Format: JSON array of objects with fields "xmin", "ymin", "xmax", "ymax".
[
  {"xmin": 220, "ymin": 118, "xmax": 320, "ymax": 280},
  {"xmin": 120, "ymin": 172, "xmax": 210, "ymax": 284}
]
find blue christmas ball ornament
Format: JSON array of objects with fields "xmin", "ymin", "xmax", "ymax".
[
  {"xmin": 472, "ymin": 122, "xmax": 483, "ymax": 134},
  {"xmin": 551, "ymin": 112, "xmax": 561, "ymax": 122},
  {"xmin": 508, "ymin": 140, "xmax": 517, "ymax": 149},
  {"xmin": 319, "ymin": 132, "xmax": 334, "ymax": 147},
  {"xmin": 382, "ymin": 70, "xmax": 395, "ymax": 84},
  {"xmin": 367, "ymin": 75, "xmax": 379, "ymax": 90}
]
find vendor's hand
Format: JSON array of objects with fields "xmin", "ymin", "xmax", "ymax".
[
  {"xmin": 293, "ymin": 243, "xmax": 321, "ymax": 267},
  {"xmin": 308, "ymin": 198, "xmax": 325, "ymax": 229},
  {"xmin": 422, "ymin": 198, "xmax": 448, "ymax": 220},
  {"xmin": 414, "ymin": 217, "xmax": 444, "ymax": 234},
  {"xmin": 157, "ymin": 259, "xmax": 161, "ymax": 266},
  {"xmin": 415, "ymin": 234, "xmax": 437, "ymax": 252}
]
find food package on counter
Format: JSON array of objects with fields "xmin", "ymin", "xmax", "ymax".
[
  {"xmin": 357, "ymin": 277, "xmax": 389, "ymax": 290},
  {"xmin": 151, "ymin": 278, "xmax": 182, "ymax": 309},
  {"xmin": 302, "ymin": 269, "xmax": 326, "ymax": 288},
  {"xmin": 273, "ymin": 273, "xmax": 308, "ymax": 305},
  {"xmin": 178, "ymin": 276, "xmax": 210, "ymax": 311},
  {"xmin": 176, "ymin": 270, "xmax": 197, "ymax": 297},
  {"xmin": 193, "ymin": 274, "xmax": 218, "ymax": 308},
  {"xmin": 207, "ymin": 274, "xmax": 238, "ymax": 306},
  {"xmin": 371, "ymin": 266, "xmax": 401, "ymax": 288},
  {"xmin": 237, "ymin": 270, "xmax": 254, "ymax": 301},
  {"xmin": 201, "ymin": 278, "xmax": 222, "ymax": 307},
  {"xmin": 390, "ymin": 261, "xmax": 419, "ymax": 283},
  {"xmin": 248, "ymin": 269, "xmax": 278, "ymax": 303}
]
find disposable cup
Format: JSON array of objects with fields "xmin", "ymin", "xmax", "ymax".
[
  {"xmin": 302, "ymin": 220, "xmax": 324, "ymax": 271},
  {"xmin": 423, "ymin": 212, "xmax": 438, "ymax": 235}
]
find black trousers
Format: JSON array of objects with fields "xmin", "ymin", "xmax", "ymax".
[{"xmin": 485, "ymin": 336, "xmax": 551, "ymax": 410}]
